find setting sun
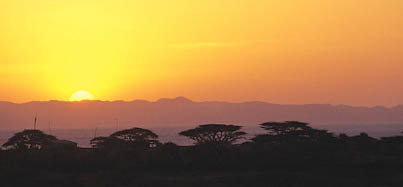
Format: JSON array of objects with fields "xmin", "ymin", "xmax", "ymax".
[
  {"xmin": 2, "ymin": 1, "xmax": 403, "ymax": 185},
  {"xmin": 0, "ymin": 0, "xmax": 403, "ymax": 106},
  {"xmin": 69, "ymin": 91, "xmax": 95, "ymax": 102}
]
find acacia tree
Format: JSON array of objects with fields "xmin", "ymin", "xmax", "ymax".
[
  {"xmin": 2, "ymin": 129, "xmax": 57, "ymax": 150},
  {"xmin": 252, "ymin": 121, "xmax": 334, "ymax": 144},
  {"xmin": 179, "ymin": 124, "xmax": 246, "ymax": 145},
  {"xmin": 90, "ymin": 136, "xmax": 123, "ymax": 149},
  {"xmin": 91, "ymin": 127, "xmax": 160, "ymax": 149},
  {"xmin": 258, "ymin": 121, "xmax": 311, "ymax": 136}
]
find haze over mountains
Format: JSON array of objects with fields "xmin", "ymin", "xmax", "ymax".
[{"xmin": 1, "ymin": 97, "xmax": 403, "ymax": 130}]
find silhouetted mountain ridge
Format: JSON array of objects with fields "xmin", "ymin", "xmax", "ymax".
[{"xmin": 1, "ymin": 97, "xmax": 403, "ymax": 129}]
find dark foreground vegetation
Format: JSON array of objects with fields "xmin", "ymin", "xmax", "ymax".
[{"xmin": 1, "ymin": 121, "xmax": 403, "ymax": 186}]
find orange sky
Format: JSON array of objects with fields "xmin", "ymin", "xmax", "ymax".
[{"xmin": 0, "ymin": 0, "xmax": 402, "ymax": 106}]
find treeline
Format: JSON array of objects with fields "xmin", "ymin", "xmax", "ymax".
[
  {"xmin": 1, "ymin": 121, "xmax": 403, "ymax": 186},
  {"xmin": 2, "ymin": 121, "xmax": 403, "ymax": 166}
]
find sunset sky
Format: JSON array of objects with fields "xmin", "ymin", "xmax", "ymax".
[{"xmin": 0, "ymin": 0, "xmax": 402, "ymax": 106}]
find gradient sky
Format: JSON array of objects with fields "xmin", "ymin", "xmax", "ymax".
[{"xmin": 0, "ymin": 0, "xmax": 402, "ymax": 106}]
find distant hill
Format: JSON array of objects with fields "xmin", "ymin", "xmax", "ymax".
[{"xmin": 1, "ymin": 97, "xmax": 403, "ymax": 129}]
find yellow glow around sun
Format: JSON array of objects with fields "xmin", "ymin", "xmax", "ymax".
[
  {"xmin": 69, "ymin": 91, "xmax": 95, "ymax": 102},
  {"xmin": 0, "ymin": 0, "xmax": 403, "ymax": 106}
]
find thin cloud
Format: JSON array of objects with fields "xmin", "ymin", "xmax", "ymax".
[
  {"xmin": 168, "ymin": 40, "xmax": 274, "ymax": 49},
  {"xmin": 169, "ymin": 42, "xmax": 234, "ymax": 48}
]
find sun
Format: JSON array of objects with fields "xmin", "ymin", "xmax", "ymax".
[{"xmin": 69, "ymin": 91, "xmax": 95, "ymax": 102}]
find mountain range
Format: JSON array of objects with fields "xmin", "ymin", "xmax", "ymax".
[{"xmin": 1, "ymin": 97, "xmax": 403, "ymax": 130}]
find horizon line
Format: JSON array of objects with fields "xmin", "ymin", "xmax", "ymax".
[{"xmin": 0, "ymin": 96, "xmax": 401, "ymax": 109}]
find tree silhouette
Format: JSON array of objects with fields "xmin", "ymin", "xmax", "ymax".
[
  {"xmin": 347, "ymin": 132, "xmax": 377, "ymax": 144},
  {"xmin": 252, "ymin": 121, "xmax": 334, "ymax": 144},
  {"xmin": 2, "ymin": 129, "xmax": 57, "ymax": 150},
  {"xmin": 91, "ymin": 127, "xmax": 160, "ymax": 149},
  {"xmin": 179, "ymin": 124, "xmax": 246, "ymax": 145},
  {"xmin": 90, "ymin": 136, "xmax": 124, "ymax": 149}
]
